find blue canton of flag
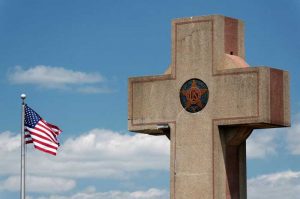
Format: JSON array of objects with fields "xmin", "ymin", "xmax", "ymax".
[{"xmin": 24, "ymin": 105, "xmax": 62, "ymax": 155}]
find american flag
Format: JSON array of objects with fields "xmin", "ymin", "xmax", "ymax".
[{"xmin": 24, "ymin": 105, "xmax": 62, "ymax": 155}]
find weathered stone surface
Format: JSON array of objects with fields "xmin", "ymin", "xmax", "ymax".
[{"xmin": 128, "ymin": 15, "xmax": 290, "ymax": 199}]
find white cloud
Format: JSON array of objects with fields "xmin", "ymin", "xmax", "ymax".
[
  {"xmin": 246, "ymin": 129, "xmax": 279, "ymax": 159},
  {"xmin": 0, "ymin": 131, "xmax": 20, "ymax": 152},
  {"xmin": 31, "ymin": 188, "xmax": 169, "ymax": 199},
  {"xmin": 287, "ymin": 122, "xmax": 300, "ymax": 155},
  {"xmin": 0, "ymin": 176, "xmax": 75, "ymax": 193},
  {"xmin": 248, "ymin": 170, "xmax": 300, "ymax": 199},
  {"xmin": 0, "ymin": 131, "xmax": 22, "ymax": 176},
  {"xmin": 0, "ymin": 129, "xmax": 170, "ymax": 179},
  {"xmin": 8, "ymin": 65, "xmax": 106, "ymax": 93}
]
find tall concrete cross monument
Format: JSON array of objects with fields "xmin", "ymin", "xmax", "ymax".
[{"xmin": 128, "ymin": 15, "xmax": 290, "ymax": 199}]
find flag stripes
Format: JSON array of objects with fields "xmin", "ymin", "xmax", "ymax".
[{"xmin": 33, "ymin": 143, "xmax": 57, "ymax": 156}]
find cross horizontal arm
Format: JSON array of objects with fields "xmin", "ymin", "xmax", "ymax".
[
  {"xmin": 128, "ymin": 74, "xmax": 177, "ymax": 134},
  {"xmin": 213, "ymin": 67, "xmax": 290, "ymax": 128}
]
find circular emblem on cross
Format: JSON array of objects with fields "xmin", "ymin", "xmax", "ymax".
[{"xmin": 180, "ymin": 78, "xmax": 209, "ymax": 113}]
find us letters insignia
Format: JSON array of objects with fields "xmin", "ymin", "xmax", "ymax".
[{"xmin": 180, "ymin": 79, "xmax": 209, "ymax": 113}]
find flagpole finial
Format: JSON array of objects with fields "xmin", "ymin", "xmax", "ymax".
[
  {"xmin": 21, "ymin": 93, "xmax": 26, "ymax": 100},
  {"xmin": 21, "ymin": 94, "xmax": 26, "ymax": 105}
]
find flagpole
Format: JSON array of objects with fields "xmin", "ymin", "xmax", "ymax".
[{"xmin": 20, "ymin": 94, "xmax": 26, "ymax": 199}]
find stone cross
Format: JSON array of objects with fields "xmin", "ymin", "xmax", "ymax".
[{"xmin": 128, "ymin": 15, "xmax": 290, "ymax": 199}]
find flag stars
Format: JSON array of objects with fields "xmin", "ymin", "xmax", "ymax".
[{"xmin": 24, "ymin": 105, "xmax": 41, "ymax": 128}]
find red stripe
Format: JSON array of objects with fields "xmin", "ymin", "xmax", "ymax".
[
  {"xmin": 34, "ymin": 145, "xmax": 56, "ymax": 156},
  {"xmin": 25, "ymin": 133, "xmax": 32, "ymax": 145},
  {"xmin": 38, "ymin": 121, "xmax": 60, "ymax": 140},
  {"xmin": 52, "ymin": 129, "xmax": 61, "ymax": 136},
  {"xmin": 39, "ymin": 120, "xmax": 55, "ymax": 133},
  {"xmin": 36, "ymin": 122, "xmax": 57, "ymax": 138},
  {"xmin": 27, "ymin": 130, "xmax": 56, "ymax": 145},
  {"xmin": 44, "ymin": 120, "xmax": 62, "ymax": 134},
  {"xmin": 32, "ymin": 138, "xmax": 58, "ymax": 150},
  {"xmin": 40, "ymin": 120, "xmax": 60, "ymax": 133},
  {"xmin": 33, "ymin": 126, "xmax": 58, "ymax": 144}
]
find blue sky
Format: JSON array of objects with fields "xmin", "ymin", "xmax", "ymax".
[{"xmin": 0, "ymin": 0, "xmax": 299, "ymax": 198}]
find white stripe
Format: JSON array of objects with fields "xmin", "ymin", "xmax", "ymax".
[
  {"xmin": 39, "ymin": 121, "xmax": 58, "ymax": 133},
  {"xmin": 36, "ymin": 122, "xmax": 57, "ymax": 141},
  {"xmin": 26, "ymin": 127, "xmax": 51, "ymax": 140},
  {"xmin": 52, "ymin": 129, "xmax": 61, "ymax": 135},
  {"xmin": 40, "ymin": 120, "xmax": 61, "ymax": 136},
  {"xmin": 51, "ymin": 128, "xmax": 60, "ymax": 132},
  {"xmin": 30, "ymin": 134, "xmax": 59, "ymax": 148},
  {"xmin": 40, "ymin": 120, "xmax": 61, "ymax": 134},
  {"xmin": 27, "ymin": 126, "xmax": 57, "ymax": 143},
  {"xmin": 33, "ymin": 142, "xmax": 57, "ymax": 153},
  {"xmin": 39, "ymin": 120, "xmax": 53, "ymax": 131},
  {"xmin": 37, "ymin": 121, "xmax": 57, "ymax": 137},
  {"xmin": 25, "ymin": 131, "xmax": 32, "ymax": 142}
]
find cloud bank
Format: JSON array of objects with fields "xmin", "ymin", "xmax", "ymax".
[
  {"xmin": 0, "ymin": 129, "xmax": 170, "ymax": 179},
  {"xmin": 246, "ymin": 129, "xmax": 279, "ymax": 159},
  {"xmin": 30, "ymin": 188, "xmax": 169, "ymax": 199},
  {"xmin": 287, "ymin": 122, "xmax": 300, "ymax": 155},
  {"xmin": 248, "ymin": 170, "xmax": 300, "ymax": 199},
  {"xmin": 0, "ymin": 176, "xmax": 75, "ymax": 193},
  {"xmin": 1, "ymin": 122, "xmax": 299, "ymax": 198},
  {"xmin": 8, "ymin": 65, "xmax": 109, "ymax": 93},
  {"xmin": 19, "ymin": 169, "xmax": 300, "ymax": 199}
]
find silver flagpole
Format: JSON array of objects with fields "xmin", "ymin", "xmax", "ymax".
[{"xmin": 20, "ymin": 94, "xmax": 26, "ymax": 199}]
